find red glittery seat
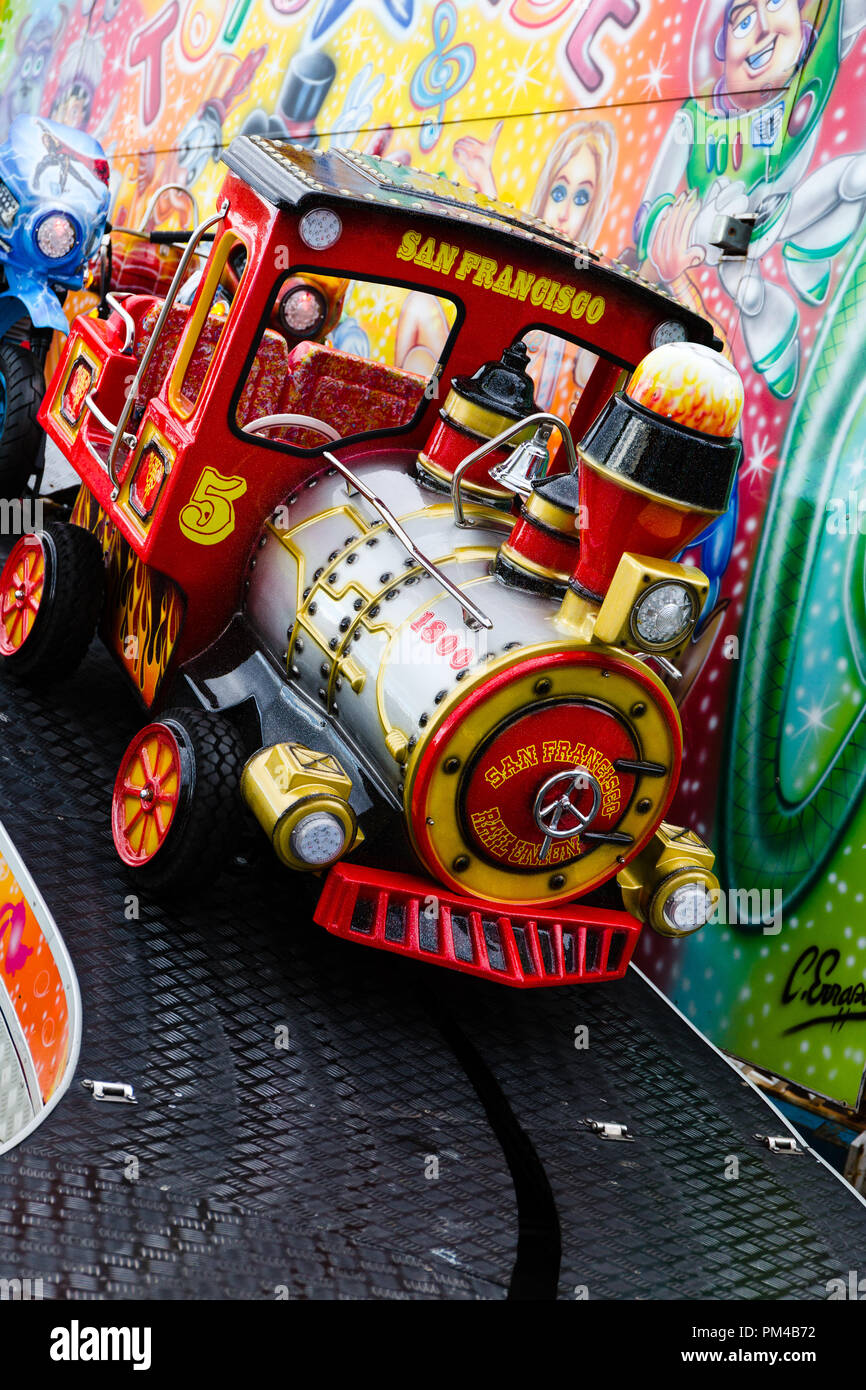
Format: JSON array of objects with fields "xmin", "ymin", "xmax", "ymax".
[
  {"xmin": 117, "ymin": 295, "xmax": 289, "ymax": 427},
  {"xmin": 272, "ymin": 340, "xmax": 426, "ymax": 446}
]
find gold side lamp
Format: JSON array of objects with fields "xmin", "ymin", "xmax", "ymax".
[
  {"xmin": 241, "ymin": 742, "xmax": 360, "ymax": 872},
  {"xmin": 618, "ymin": 822, "xmax": 719, "ymax": 937}
]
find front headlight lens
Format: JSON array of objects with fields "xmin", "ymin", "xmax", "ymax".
[
  {"xmin": 35, "ymin": 212, "xmax": 78, "ymax": 259},
  {"xmin": 631, "ymin": 582, "xmax": 695, "ymax": 647},
  {"xmin": 661, "ymin": 881, "xmax": 713, "ymax": 935},
  {"xmin": 279, "ymin": 285, "xmax": 326, "ymax": 338},
  {"xmin": 289, "ymin": 811, "xmax": 346, "ymax": 865},
  {"xmin": 651, "ymin": 319, "xmax": 688, "ymax": 348}
]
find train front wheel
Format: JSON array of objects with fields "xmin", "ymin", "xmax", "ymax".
[{"xmin": 111, "ymin": 707, "xmax": 246, "ymax": 895}]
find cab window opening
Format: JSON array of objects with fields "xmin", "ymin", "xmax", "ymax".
[
  {"xmin": 232, "ymin": 268, "xmax": 462, "ymax": 454},
  {"xmin": 514, "ymin": 326, "xmax": 629, "ymax": 448}
]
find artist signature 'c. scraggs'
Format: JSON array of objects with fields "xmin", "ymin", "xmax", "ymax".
[{"xmin": 781, "ymin": 946, "xmax": 866, "ymax": 1034}]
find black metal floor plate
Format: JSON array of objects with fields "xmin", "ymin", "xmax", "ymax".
[{"xmin": 0, "ymin": 644, "xmax": 864, "ymax": 1299}]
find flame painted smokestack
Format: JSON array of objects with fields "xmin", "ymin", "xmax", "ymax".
[{"xmin": 569, "ymin": 342, "xmax": 743, "ymax": 602}]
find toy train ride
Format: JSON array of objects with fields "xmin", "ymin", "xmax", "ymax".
[{"xmin": 0, "ymin": 138, "xmax": 743, "ymax": 987}]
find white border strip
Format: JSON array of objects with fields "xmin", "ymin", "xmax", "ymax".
[
  {"xmin": 0, "ymin": 819, "xmax": 83, "ymax": 1157},
  {"xmin": 630, "ymin": 962, "xmax": 866, "ymax": 1211}
]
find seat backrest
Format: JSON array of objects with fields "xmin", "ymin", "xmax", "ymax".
[
  {"xmin": 237, "ymin": 328, "xmax": 289, "ymax": 427},
  {"xmin": 273, "ymin": 341, "xmax": 426, "ymax": 447},
  {"xmin": 131, "ymin": 300, "xmax": 225, "ymax": 410}
]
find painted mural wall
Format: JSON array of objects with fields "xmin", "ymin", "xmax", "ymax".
[{"xmin": 1, "ymin": 0, "xmax": 865, "ymax": 1111}]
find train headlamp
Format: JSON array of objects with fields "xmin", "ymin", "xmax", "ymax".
[
  {"xmin": 240, "ymin": 742, "xmax": 360, "ymax": 872},
  {"xmin": 279, "ymin": 284, "xmax": 327, "ymax": 338},
  {"xmin": 617, "ymin": 824, "xmax": 719, "ymax": 938},
  {"xmin": 658, "ymin": 878, "xmax": 715, "ymax": 936},
  {"xmin": 651, "ymin": 319, "xmax": 689, "ymax": 348},
  {"xmin": 290, "ymin": 811, "xmax": 348, "ymax": 866},
  {"xmin": 630, "ymin": 581, "xmax": 695, "ymax": 648},
  {"xmin": 593, "ymin": 553, "xmax": 708, "ymax": 657}
]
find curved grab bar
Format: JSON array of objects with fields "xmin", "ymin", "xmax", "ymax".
[
  {"xmin": 104, "ymin": 200, "xmax": 229, "ymax": 496},
  {"xmin": 104, "ymin": 292, "xmax": 136, "ymax": 354},
  {"xmin": 450, "ymin": 410, "xmax": 579, "ymax": 529},
  {"xmin": 321, "ymin": 449, "xmax": 493, "ymax": 632},
  {"xmin": 135, "ymin": 182, "xmax": 200, "ymax": 234}
]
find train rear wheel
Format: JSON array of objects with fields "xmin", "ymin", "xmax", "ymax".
[
  {"xmin": 0, "ymin": 342, "xmax": 44, "ymax": 498},
  {"xmin": 0, "ymin": 521, "xmax": 103, "ymax": 681}
]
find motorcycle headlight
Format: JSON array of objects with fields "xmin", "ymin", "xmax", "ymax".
[
  {"xmin": 35, "ymin": 211, "xmax": 79, "ymax": 260},
  {"xmin": 279, "ymin": 284, "xmax": 327, "ymax": 339},
  {"xmin": 630, "ymin": 581, "xmax": 695, "ymax": 649},
  {"xmin": 0, "ymin": 180, "xmax": 19, "ymax": 230}
]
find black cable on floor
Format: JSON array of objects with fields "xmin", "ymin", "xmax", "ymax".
[{"xmin": 419, "ymin": 983, "xmax": 561, "ymax": 1301}]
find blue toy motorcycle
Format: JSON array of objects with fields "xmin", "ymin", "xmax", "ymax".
[{"xmin": 0, "ymin": 115, "xmax": 109, "ymax": 496}]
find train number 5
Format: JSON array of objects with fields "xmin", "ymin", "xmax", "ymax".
[{"xmin": 179, "ymin": 466, "xmax": 247, "ymax": 546}]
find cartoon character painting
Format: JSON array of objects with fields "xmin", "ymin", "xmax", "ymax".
[
  {"xmin": 32, "ymin": 119, "xmax": 107, "ymax": 194},
  {"xmin": 175, "ymin": 48, "xmax": 267, "ymax": 187},
  {"xmin": 442, "ymin": 119, "xmax": 618, "ymax": 412},
  {"xmin": 635, "ymin": 0, "xmax": 866, "ymax": 398},
  {"xmin": 0, "ymin": 12, "xmax": 65, "ymax": 140}
]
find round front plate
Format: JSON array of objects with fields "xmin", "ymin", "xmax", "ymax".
[
  {"xmin": 462, "ymin": 701, "xmax": 638, "ymax": 871},
  {"xmin": 406, "ymin": 649, "xmax": 682, "ymax": 906}
]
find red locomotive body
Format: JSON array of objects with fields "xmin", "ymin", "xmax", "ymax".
[{"xmin": 0, "ymin": 139, "xmax": 743, "ymax": 987}]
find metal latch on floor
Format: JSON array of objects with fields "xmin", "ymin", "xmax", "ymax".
[
  {"xmin": 755, "ymin": 1134, "xmax": 802, "ymax": 1154},
  {"xmin": 82, "ymin": 1079, "xmax": 138, "ymax": 1104},
  {"xmin": 584, "ymin": 1119, "xmax": 633, "ymax": 1142}
]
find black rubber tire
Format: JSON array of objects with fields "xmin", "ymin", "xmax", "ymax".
[
  {"xmin": 1, "ymin": 521, "xmax": 104, "ymax": 682},
  {"xmin": 123, "ymin": 708, "xmax": 247, "ymax": 897},
  {"xmin": 0, "ymin": 342, "xmax": 45, "ymax": 499}
]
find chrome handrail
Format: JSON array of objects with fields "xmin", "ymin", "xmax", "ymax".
[
  {"xmin": 136, "ymin": 183, "xmax": 199, "ymax": 234},
  {"xmin": 84, "ymin": 391, "xmax": 135, "ymax": 445},
  {"xmin": 450, "ymin": 410, "xmax": 579, "ymax": 529},
  {"xmin": 81, "ymin": 430, "xmax": 114, "ymax": 472},
  {"xmin": 244, "ymin": 413, "xmax": 341, "ymax": 440},
  {"xmin": 102, "ymin": 199, "xmax": 229, "ymax": 497},
  {"xmin": 104, "ymin": 292, "xmax": 136, "ymax": 354},
  {"xmin": 322, "ymin": 449, "xmax": 493, "ymax": 632}
]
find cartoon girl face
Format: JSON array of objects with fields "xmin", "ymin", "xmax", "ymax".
[
  {"xmin": 541, "ymin": 144, "xmax": 597, "ymax": 242},
  {"xmin": 723, "ymin": 0, "xmax": 804, "ymax": 104}
]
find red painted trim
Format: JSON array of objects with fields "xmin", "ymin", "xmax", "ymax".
[
  {"xmin": 314, "ymin": 862, "xmax": 642, "ymax": 988},
  {"xmin": 408, "ymin": 648, "xmax": 682, "ymax": 902}
]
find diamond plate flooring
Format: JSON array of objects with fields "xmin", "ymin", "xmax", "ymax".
[{"xmin": 0, "ymin": 641, "xmax": 864, "ymax": 1299}]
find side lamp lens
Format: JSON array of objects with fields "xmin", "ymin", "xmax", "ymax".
[{"xmin": 632, "ymin": 582, "xmax": 694, "ymax": 647}]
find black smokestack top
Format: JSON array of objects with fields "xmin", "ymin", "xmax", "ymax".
[{"xmin": 579, "ymin": 392, "xmax": 741, "ymax": 514}]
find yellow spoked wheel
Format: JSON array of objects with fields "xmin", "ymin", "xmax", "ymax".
[
  {"xmin": 0, "ymin": 534, "xmax": 45, "ymax": 656},
  {"xmin": 0, "ymin": 520, "xmax": 104, "ymax": 681},
  {"xmin": 112, "ymin": 724, "xmax": 183, "ymax": 868},
  {"xmin": 110, "ymin": 708, "xmax": 247, "ymax": 894}
]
